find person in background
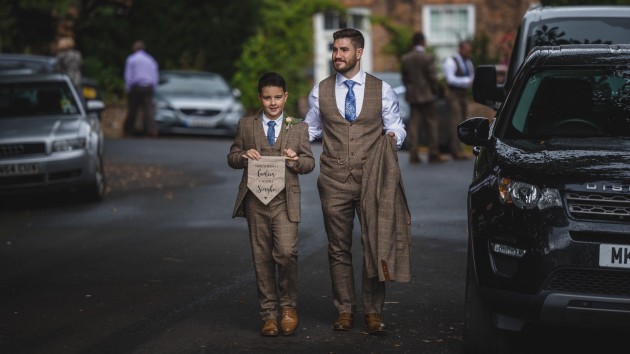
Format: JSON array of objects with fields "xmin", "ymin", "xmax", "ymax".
[
  {"xmin": 304, "ymin": 28, "xmax": 409, "ymax": 336},
  {"xmin": 227, "ymin": 72, "xmax": 315, "ymax": 337},
  {"xmin": 442, "ymin": 40, "xmax": 474, "ymax": 160},
  {"xmin": 54, "ymin": 36, "xmax": 83, "ymax": 89},
  {"xmin": 401, "ymin": 32, "xmax": 447, "ymax": 164},
  {"xmin": 123, "ymin": 40, "xmax": 159, "ymax": 137}
]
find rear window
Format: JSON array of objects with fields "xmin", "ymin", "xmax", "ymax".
[{"xmin": 526, "ymin": 18, "xmax": 630, "ymax": 55}]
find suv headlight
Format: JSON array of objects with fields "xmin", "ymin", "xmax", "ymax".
[
  {"xmin": 498, "ymin": 178, "xmax": 562, "ymax": 210},
  {"xmin": 53, "ymin": 138, "xmax": 87, "ymax": 152}
]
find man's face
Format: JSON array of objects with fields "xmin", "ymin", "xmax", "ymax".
[
  {"xmin": 258, "ymin": 85, "xmax": 288, "ymax": 120},
  {"xmin": 460, "ymin": 43, "xmax": 473, "ymax": 59},
  {"xmin": 331, "ymin": 38, "xmax": 362, "ymax": 74}
]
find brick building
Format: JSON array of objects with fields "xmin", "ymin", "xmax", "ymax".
[{"xmin": 312, "ymin": 0, "xmax": 537, "ymax": 82}]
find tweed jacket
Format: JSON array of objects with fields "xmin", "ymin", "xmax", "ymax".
[
  {"xmin": 318, "ymin": 74, "xmax": 383, "ymax": 183},
  {"xmin": 227, "ymin": 113, "xmax": 315, "ymax": 222},
  {"xmin": 360, "ymin": 134, "xmax": 412, "ymax": 282},
  {"xmin": 400, "ymin": 48, "xmax": 440, "ymax": 105}
]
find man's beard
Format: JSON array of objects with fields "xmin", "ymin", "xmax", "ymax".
[{"xmin": 334, "ymin": 58, "xmax": 357, "ymax": 74}]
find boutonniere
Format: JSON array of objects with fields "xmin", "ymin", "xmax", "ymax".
[{"xmin": 283, "ymin": 116, "xmax": 303, "ymax": 130}]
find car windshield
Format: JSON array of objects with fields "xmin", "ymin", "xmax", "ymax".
[
  {"xmin": 505, "ymin": 67, "xmax": 630, "ymax": 139},
  {"xmin": 0, "ymin": 81, "xmax": 79, "ymax": 118},
  {"xmin": 527, "ymin": 18, "xmax": 630, "ymax": 54},
  {"xmin": 157, "ymin": 74, "xmax": 231, "ymax": 97}
]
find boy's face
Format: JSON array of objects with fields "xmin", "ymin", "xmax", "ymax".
[{"xmin": 258, "ymin": 86, "xmax": 288, "ymax": 120}]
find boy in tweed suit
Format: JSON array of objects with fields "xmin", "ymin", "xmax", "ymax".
[{"xmin": 227, "ymin": 72, "xmax": 315, "ymax": 336}]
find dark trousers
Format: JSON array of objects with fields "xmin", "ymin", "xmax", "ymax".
[{"xmin": 124, "ymin": 85, "xmax": 156, "ymax": 136}]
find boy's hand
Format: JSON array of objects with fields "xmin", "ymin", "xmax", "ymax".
[
  {"xmin": 242, "ymin": 149, "xmax": 261, "ymax": 161},
  {"xmin": 284, "ymin": 148, "xmax": 298, "ymax": 161}
]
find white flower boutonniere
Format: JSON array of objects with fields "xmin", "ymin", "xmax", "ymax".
[{"xmin": 283, "ymin": 116, "xmax": 303, "ymax": 130}]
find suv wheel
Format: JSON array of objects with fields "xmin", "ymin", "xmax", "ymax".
[{"xmin": 463, "ymin": 249, "xmax": 514, "ymax": 354}]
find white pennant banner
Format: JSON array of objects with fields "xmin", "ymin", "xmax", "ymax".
[{"xmin": 247, "ymin": 156, "xmax": 286, "ymax": 205}]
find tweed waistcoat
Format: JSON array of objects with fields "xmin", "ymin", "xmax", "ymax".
[{"xmin": 318, "ymin": 73, "xmax": 383, "ymax": 183}]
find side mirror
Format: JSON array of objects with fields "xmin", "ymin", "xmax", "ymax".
[
  {"xmin": 86, "ymin": 99, "xmax": 105, "ymax": 112},
  {"xmin": 458, "ymin": 117, "xmax": 489, "ymax": 147},
  {"xmin": 472, "ymin": 65, "xmax": 505, "ymax": 110}
]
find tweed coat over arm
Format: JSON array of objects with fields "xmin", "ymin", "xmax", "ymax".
[{"xmin": 360, "ymin": 134, "xmax": 412, "ymax": 282}]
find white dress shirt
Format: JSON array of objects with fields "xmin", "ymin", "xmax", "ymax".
[
  {"xmin": 303, "ymin": 70, "xmax": 406, "ymax": 149},
  {"xmin": 443, "ymin": 53, "xmax": 474, "ymax": 89}
]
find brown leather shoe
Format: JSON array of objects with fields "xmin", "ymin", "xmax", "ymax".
[
  {"xmin": 333, "ymin": 312, "xmax": 353, "ymax": 331},
  {"xmin": 280, "ymin": 307, "xmax": 298, "ymax": 335},
  {"xmin": 409, "ymin": 155, "xmax": 421, "ymax": 164},
  {"xmin": 364, "ymin": 313, "xmax": 387, "ymax": 335},
  {"xmin": 261, "ymin": 319, "xmax": 278, "ymax": 337},
  {"xmin": 428, "ymin": 154, "xmax": 449, "ymax": 163}
]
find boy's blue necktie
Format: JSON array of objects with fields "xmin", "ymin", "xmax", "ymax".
[{"xmin": 267, "ymin": 120, "xmax": 276, "ymax": 146}]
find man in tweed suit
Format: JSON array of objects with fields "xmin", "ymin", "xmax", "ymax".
[
  {"xmin": 228, "ymin": 72, "xmax": 315, "ymax": 337},
  {"xmin": 401, "ymin": 32, "xmax": 447, "ymax": 163},
  {"xmin": 304, "ymin": 28, "xmax": 406, "ymax": 335}
]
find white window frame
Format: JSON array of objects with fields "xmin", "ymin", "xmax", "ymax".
[
  {"xmin": 313, "ymin": 8, "xmax": 372, "ymax": 84},
  {"xmin": 422, "ymin": 4, "xmax": 475, "ymax": 65}
]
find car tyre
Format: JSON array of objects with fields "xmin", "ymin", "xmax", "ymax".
[
  {"xmin": 82, "ymin": 154, "xmax": 106, "ymax": 202},
  {"xmin": 463, "ymin": 248, "xmax": 514, "ymax": 354}
]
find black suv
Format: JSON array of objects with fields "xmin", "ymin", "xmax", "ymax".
[
  {"xmin": 475, "ymin": 4, "xmax": 630, "ymax": 110},
  {"xmin": 458, "ymin": 44, "xmax": 630, "ymax": 353}
]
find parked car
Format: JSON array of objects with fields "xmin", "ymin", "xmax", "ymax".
[
  {"xmin": 0, "ymin": 53, "xmax": 102, "ymax": 101},
  {"xmin": 474, "ymin": 4, "xmax": 630, "ymax": 110},
  {"xmin": 153, "ymin": 70, "xmax": 245, "ymax": 137},
  {"xmin": 458, "ymin": 44, "xmax": 630, "ymax": 353},
  {"xmin": 372, "ymin": 71, "xmax": 450, "ymax": 150},
  {"xmin": 0, "ymin": 73, "xmax": 106, "ymax": 201}
]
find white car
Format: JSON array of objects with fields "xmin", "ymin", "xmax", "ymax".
[
  {"xmin": 0, "ymin": 73, "xmax": 106, "ymax": 201},
  {"xmin": 154, "ymin": 70, "xmax": 245, "ymax": 137}
]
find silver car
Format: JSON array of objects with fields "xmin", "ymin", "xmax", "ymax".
[
  {"xmin": 0, "ymin": 73, "xmax": 106, "ymax": 201},
  {"xmin": 154, "ymin": 70, "xmax": 245, "ymax": 136}
]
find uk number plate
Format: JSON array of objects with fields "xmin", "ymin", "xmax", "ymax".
[
  {"xmin": 0, "ymin": 163, "xmax": 38, "ymax": 177},
  {"xmin": 185, "ymin": 118, "xmax": 217, "ymax": 128},
  {"xmin": 599, "ymin": 244, "xmax": 630, "ymax": 269}
]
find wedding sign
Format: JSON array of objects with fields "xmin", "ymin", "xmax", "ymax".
[{"xmin": 248, "ymin": 156, "xmax": 286, "ymax": 205}]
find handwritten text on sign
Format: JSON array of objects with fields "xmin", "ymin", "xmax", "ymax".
[{"xmin": 247, "ymin": 156, "xmax": 286, "ymax": 205}]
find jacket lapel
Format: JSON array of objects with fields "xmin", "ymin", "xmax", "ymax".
[{"xmin": 253, "ymin": 112, "xmax": 264, "ymax": 152}]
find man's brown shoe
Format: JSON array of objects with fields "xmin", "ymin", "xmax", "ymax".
[
  {"xmin": 261, "ymin": 319, "xmax": 278, "ymax": 337},
  {"xmin": 364, "ymin": 313, "xmax": 387, "ymax": 335},
  {"xmin": 280, "ymin": 307, "xmax": 298, "ymax": 335},
  {"xmin": 428, "ymin": 154, "xmax": 449, "ymax": 163},
  {"xmin": 333, "ymin": 312, "xmax": 353, "ymax": 331}
]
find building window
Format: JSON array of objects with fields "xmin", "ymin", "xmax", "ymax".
[
  {"xmin": 423, "ymin": 4, "xmax": 475, "ymax": 64},
  {"xmin": 323, "ymin": 11, "xmax": 368, "ymax": 31}
]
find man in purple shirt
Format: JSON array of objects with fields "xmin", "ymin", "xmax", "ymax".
[{"xmin": 123, "ymin": 40, "xmax": 159, "ymax": 137}]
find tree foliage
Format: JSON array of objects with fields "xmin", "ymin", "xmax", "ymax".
[{"xmin": 231, "ymin": 0, "xmax": 344, "ymax": 115}]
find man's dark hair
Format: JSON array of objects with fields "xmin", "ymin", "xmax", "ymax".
[
  {"xmin": 333, "ymin": 28, "xmax": 365, "ymax": 49},
  {"xmin": 412, "ymin": 32, "xmax": 425, "ymax": 46},
  {"xmin": 258, "ymin": 72, "xmax": 286, "ymax": 94}
]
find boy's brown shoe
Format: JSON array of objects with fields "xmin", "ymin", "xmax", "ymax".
[
  {"xmin": 280, "ymin": 307, "xmax": 298, "ymax": 335},
  {"xmin": 364, "ymin": 313, "xmax": 387, "ymax": 335},
  {"xmin": 333, "ymin": 313, "xmax": 353, "ymax": 331},
  {"xmin": 261, "ymin": 319, "xmax": 278, "ymax": 337}
]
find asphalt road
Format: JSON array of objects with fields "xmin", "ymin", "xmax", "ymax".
[{"xmin": 1, "ymin": 136, "xmax": 474, "ymax": 354}]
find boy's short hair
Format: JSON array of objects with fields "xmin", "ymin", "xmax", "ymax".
[
  {"xmin": 333, "ymin": 28, "xmax": 365, "ymax": 49},
  {"xmin": 258, "ymin": 72, "xmax": 286, "ymax": 94}
]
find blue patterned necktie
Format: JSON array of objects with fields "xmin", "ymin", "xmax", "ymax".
[
  {"xmin": 267, "ymin": 120, "xmax": 276, "ymax": 146},
  {"xmin": 344, "ymin": 80, "xmax": 356, "ymax": 122}
]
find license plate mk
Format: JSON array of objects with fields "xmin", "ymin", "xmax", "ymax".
[
  {"xmin": 0, "ymin": 163, "xmax": 38, "ymax": 177},
  {"xmin": 599, "ymin": 244, "xmax": 630, "ymax": 269}
]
